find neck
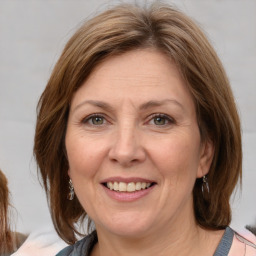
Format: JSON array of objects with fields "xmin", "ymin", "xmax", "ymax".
[
  {"xmin": 95, "ymin": 224, "xmax": 200, "ymax": 256},
  {"xmin": 91, "ymin": 209, "xmax": 224, "ymax": 256}
]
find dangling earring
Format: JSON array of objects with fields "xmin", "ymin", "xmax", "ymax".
[
  {"xmin": 68, "ymin": 179, "xmax": 74, "ymax": 200},
  {"xmin": 201, "ymin": 175, "xmax": 209, "ymax": 195}
]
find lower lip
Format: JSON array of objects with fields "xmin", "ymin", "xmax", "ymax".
[{"xmin": 102, "ymin": 185, "xmax": 155, "ymax": 202}]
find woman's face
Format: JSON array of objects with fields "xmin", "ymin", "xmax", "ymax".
[{"xmin": 65, "ymin": 49, "xmax": 213, "ymax": 238}]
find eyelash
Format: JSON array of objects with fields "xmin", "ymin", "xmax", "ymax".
[
  {"xmin": 81, "ymin": 113, "xmax": 107, "ymax": 126},
  {"xmin": 81, "ymin": 113, "xmax": 175, "ymax": 127},
  {"xmin": 147, "ymin": 113, "xmax": 175, "ymax": 126}
]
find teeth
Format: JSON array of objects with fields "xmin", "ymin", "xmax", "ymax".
[
  {"xmin": 119, "ymin": 182, "xmax": 126, "ymax": 192},
  {"xmin": 114, "ymin": 181, "xmax": 118, "ymax": 191},
  {"xmin": 108, "ymin": 182, "xmax": 114, "ymax": 190},
  {"xmin": 106, "ymin": 181, "xmax": 152, "ymax": 192},
  {"xmin": 135, "ymin": 182, "xmax": 141, "ymax": 190},
  {"xmin": 127, "ymin": 182, "xmax": 135, "ymax": 192}
]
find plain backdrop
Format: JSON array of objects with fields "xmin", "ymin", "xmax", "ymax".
[{"xmin": 0, "ymin": 0, "xmax": 255, "ymax": 235}]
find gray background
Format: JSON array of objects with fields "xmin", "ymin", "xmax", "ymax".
[{"xmin": 0, "ymin": 0, "xmax": 255, "ymax": 234}]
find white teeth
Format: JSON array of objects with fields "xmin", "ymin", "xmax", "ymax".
[
  {"xmin": 127, "ymin": 182, "xmax": 135, "ymax": 192},
  {"xmin": 106, "ymin": 181, "xmax": 152, "ymax": 192},
  {"xmin": 119, "ymin": 182, "xmax": 127, "ymax": 192},
  {"xmin": 108, "ymin": 182, "xmax": 114, "ymax": 190},
  {"xmin": 135, "ymin": 182, "xmax": 141, "ymax": 190},
  {"xmin": 114, "ymin": 181, "xmax": 118, "ymax": 191}
]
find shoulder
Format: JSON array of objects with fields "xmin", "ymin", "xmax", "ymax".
[
  {"xmin": 11, "ymin": 225, "xmax": 67, "ymax": 256},
  {"xmin": 56, "ymin": 231, "xmax": 97, "ymax": 256},
  {"xmin": 55, "ymin": 239, "xmax": 85, "ymax": 256},
  {"xmin": 229, "ymin": 227, "xmax": 256, "ymax": 256},
  {"xmin": 13, "ymin": 232, "xmax": 28, "ymax": 248}
]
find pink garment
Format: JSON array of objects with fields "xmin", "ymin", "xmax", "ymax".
[
  {"xmin": 229, "ymin": 229, "xmax": 256, "ymax": 256},
  {"xmin": 11, "ymin": 225, "xmax": 67, "ymax": 256}
]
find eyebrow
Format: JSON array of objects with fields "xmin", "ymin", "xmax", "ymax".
[
  {"xmin": 139, "ymin": 99, "xmax": 184, "ymax": 110},
  {"xmin": 72, "ymin": 99, "xmax": 184, "ymax": 113},
  {"xmin": 73, "ymin": 100, "xmax": 115, "ymax": 113}
]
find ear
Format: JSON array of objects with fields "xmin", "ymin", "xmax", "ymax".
[{"xmin": 197, "ymin": 139, "xmax": 214, "ymax": 178}]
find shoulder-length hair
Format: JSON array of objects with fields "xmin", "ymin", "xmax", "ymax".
[
  {"xmin": 0, "ymin": 170, "xmax": 14, "ymax": 254},
  {"xmin": 34, "ymin": 3, "xmax": 242, "ymax": 244}
]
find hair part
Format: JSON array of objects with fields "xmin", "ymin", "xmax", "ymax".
[{"xmin": 34, "ymin": 2, "xmax": 242, "ymax": 244}]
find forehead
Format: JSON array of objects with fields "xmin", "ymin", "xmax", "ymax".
[
  {"xmin": 88, "ymin": 49, "xmax": 181, "ymax": 87},
  {"xmin": 70, "ymin": 49, "xmax": 194, "ymax": 110}
]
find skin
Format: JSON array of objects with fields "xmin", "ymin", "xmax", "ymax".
[{"xmin": 65, "ymin": 49, "xmax": 223, "ymax": 255}]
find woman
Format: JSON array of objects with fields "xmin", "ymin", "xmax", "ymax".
[
  {"xmin": 34, "ymin": 3, "xmax": 256, "ymax": 256},
  {"xmin": 0, "ymin": 170, "xmax": 27, "ymax": 255}
]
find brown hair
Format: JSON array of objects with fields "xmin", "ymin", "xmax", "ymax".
[
  {"xmin": 0, "ymin": 170, "xmax": 14, "ymax": 254},
  {"xmin": 34, "ymin": 3, "xmax": 242, "ymax": 244},
  {"xmin": 0, "ymin": 170, "xmax": 27, "ymax": 254}
]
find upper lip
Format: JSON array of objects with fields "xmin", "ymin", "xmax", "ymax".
[{"xmin": 101, "ymin": 176, "xmax": 156, "ymax": 184}]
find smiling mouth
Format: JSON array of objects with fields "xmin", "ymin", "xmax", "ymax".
[{"xmin": 103, "ymin": 181, "xmax": 156, "ymax": 193}]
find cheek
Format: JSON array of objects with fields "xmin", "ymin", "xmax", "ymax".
[
  {"xmin": 65, "ymin": 135, "xmax": 107, "ymax": 209},
  {"xmin": 66, "ymin": 134, "xmax": 107, "ymax": 178},
  {"xmin": 149, "ymin": 132, "xmax": 201, "ymax": 180}
]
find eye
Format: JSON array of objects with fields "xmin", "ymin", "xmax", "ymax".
[
  {"xmin": 82, "ymin": 114, "xmax": 106, "ymax": 126},
  {"xmin": 91, "ymin": 116, "xmax": 104, "ymax": 125},
  {"xmin": 148, "ymin": 114, "xmax": 174, "ymax": 126},
  {"xmin": 154, "ymin": 116, "xmax": 167, "ymax": 125}
]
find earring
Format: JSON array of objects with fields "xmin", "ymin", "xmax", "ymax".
[
  {"xmin": 68, "ymin": 179, "xmax": 74, "ymax": 200},
  {"xmin": 201, "ymin": 175, "xmax": 209, "ymax": 195}
]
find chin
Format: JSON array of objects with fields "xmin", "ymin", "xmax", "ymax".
[
  {"xmin": 96, "ymin": 213, "xmax": 156, "ymax": 239},
  {"xmin": 109, "ymin": 225, "xmax": 152, "ymax": 239}
]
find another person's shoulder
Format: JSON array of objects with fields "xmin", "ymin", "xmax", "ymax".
[
  {"xmin": 56, "ymin": 231, "xmax": 97, "ymax": 256},
  {"xmin": 11, "ymin": 225, "xmax": 67, "ymax": 256}
]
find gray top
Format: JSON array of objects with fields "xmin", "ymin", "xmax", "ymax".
[
  {"xmin": 213, "ymin": 227, "xmax": 234, "ymax": 256},
  {"xmin": 56, "ymin": 231, "xmax": 97, "ymax": 256},
  {"xmin": 56, "ymin": 227, "xmax": 234, "ymax": 256}
]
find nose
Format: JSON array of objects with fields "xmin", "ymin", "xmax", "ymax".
[{"xmin": 108, "ymin": 124, "xmax": 146, "ymax": 167}]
